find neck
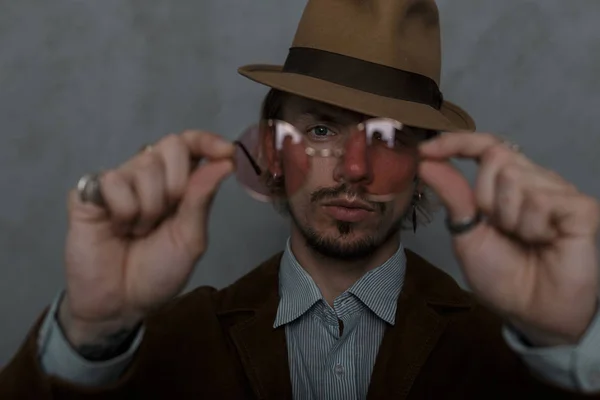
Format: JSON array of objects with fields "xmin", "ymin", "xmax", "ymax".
[{"xmin": 289, "ymin": 228, "xmax": 401, "ymax": 305}]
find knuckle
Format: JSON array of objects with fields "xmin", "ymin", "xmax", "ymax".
[
  {"xmin": 482, "ymin": 144, "xmax": 509, "ymax": 165},
  {"xmin": 527, "ymin": 191, "xmax": 548, "ymax": 210},
  {"xmin": 120, "ymin": 204, "xmax": 139, "ymax": 220},
  {"xmin": 130, "ymin": 170, "xmax": 167, "ymax": 218},
  {"xmin": 581, "ymin": 196, "xmax": 600, "ymax": 221},
  {"xmin": 497, "ymin": 164, "xmax": 522, "ymax": 186},
  {"xmin": 138, "ymin": 200, "xmax": 164, "ymax": 224},
  {"xmin": 160, "ymin": 133, "xmax": 186, "ymax": 153},
  {"xmin": 480, "ymin": 132, "xmax": 498, "ymax": 143},
  {"xmin": 137, "ymin": 151, "xmax": 162, "ymax": 170},
  {"xmin": 180, "ymin": 129, "xmax": 203, "ymax": 143},
  {"xmin": 101, "ymin": 169, "xmax": 123, "ymax": 186},
  {"xmin": 181, "ymin": 129, "xmax": 218, "ymax": 149},
  {"xmin": 477, "ymin": 133, "xmax": 502, "ymax": 150},
  {"xmin": 163, "ymin": 132, "xmax": 181, "ymax": 144},
  {"xmin": 142, "ymin": 208, "xmax": 163, "ymax": 223},
  {"xmin": 138, "ymin": 185, "xmax": 167, "ymax": 218},
  {"xmin": 168, "ymin": 181, "xmax": 187, "ymax": 204},
  {"xmin": 114, "ymin": 202, "xmax": 138, "ymax": 222},
  {"xmin": 103, "ymin": 182, "xmax": 139, "ymax": 222},
  {"xmin": 159, "ymin": 136, "xmax": 189, "ymax": 201}
]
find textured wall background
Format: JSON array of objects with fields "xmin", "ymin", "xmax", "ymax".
[{"xmin": 1, "ymin": 0, "xmax": 599, "ymax": 364}]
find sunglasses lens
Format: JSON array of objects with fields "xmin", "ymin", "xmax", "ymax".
[
  {"xmin": 234, "ymin": 120, "xmax": 315, "ymax": 202},
  {"xmin": 358, "ymin": 118, "xmax": 422, "ymax": 202},
  {"xmin": 233, "ymin": 124, "xmax": 271, "ymax": 202},
  {"xmin": 233, "ymin": 118, "xmax": 421, "ymax": 203}
]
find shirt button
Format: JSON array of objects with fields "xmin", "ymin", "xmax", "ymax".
[{"xmin": 334, "ymin": 364, "xmax": 345, "ymax": 377}]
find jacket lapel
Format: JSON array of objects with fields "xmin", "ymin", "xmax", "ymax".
[
  {"xmin": 367, "ymin": 250, "xmax": 473, "ymax": 400},
  {"xmin": 218, "ymin": 250, "xmax": 472, "ymax": 400},
  {"xmin": 218, "ymin": 253, "xmax": 293, "ymax": 400}
]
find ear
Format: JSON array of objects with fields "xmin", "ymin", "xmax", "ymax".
[{"xmin": 262, "ymin": 123, "xmax": 283, "ymax": 176}]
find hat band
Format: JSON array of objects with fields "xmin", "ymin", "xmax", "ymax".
[{"xmin": 282, "ymin": 47, "xmax": 443, "ymax": 110}]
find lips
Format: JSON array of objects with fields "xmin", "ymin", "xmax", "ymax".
[
  {"xmin": 321, "ymin": 199, "xmax": 375, "ymax": 222},
  {"xmin": 322, "ymin": 199, "xmax": 374, "ymax": 211}
]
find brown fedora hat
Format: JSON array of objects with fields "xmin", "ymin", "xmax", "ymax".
[{"xmin": 238, "ymin": 0, "xmax": 475, "ymax": 132}]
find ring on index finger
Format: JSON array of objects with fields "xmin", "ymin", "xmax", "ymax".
[
  {"xmin": 445, "ymin": 211, "xmax": 484, "ymax": 236},
  {"xmin": 497, "ymin": 136, "xmax": 522, "ymax": 153},
  {"xmin": 138, "ymin": 143, "xmax": 154, "ymax": 154},
  {"xmin": 76, "ymin": 173, "xmax": 105, "ymax": 207}
]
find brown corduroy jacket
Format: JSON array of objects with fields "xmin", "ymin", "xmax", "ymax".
[{"xmin": 0, "ymin": 250, "xmax": 598, "ymax": 399}]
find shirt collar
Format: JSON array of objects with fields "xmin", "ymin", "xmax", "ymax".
[
  {"xmin": 274, "ymin": 238, "xmax": 406, "ymax": 328},
  {"xmin": 274, "ymin": 239, "xmax": 323, "ymax": 328},
  {"xmin": 346, "ymin": 244, "xmax": 406, "ymax": 324}
]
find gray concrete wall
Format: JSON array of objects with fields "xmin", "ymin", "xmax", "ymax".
[{"xmin": 1, "ymin": 0, "xmax": 599, "ymax": 364}]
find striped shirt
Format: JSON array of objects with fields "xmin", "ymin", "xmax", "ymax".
[{"xmin": 274, "ymin": 240, "xmax": 407, "ymax": 400}]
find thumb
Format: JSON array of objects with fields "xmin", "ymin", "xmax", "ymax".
[
  {"xmin": 418, "ymin": 159, "xmax": 482, "ymax": 237},
  {"xmin": 172, "ymin": 159, "xmax": 234, "ymax": 254}
]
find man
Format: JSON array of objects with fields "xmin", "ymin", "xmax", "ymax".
[{"xmin": 1, "ymin": 0, "xmax": 599, "ymax": 398}]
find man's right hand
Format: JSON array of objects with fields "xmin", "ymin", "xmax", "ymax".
[{"xmin": 58, "ymin": 131, "xmax": 235, "ymax": 355}]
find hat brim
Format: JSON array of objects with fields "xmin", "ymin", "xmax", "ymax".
[{"xmin": 238, "ymin": 64, "xmax": 475, "ymax": 132}]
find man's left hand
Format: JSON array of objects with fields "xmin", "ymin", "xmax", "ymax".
[{"xmin": 418, "ymin": 132, "xmax": 600, "ymax": 347}]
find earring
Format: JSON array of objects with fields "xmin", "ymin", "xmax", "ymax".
[
  {"xmin": 270, "ymin": 172, "xmax": 284, "ymax": 187},
  {"xmin": 412, "ymin": 192, "xmax": 422, "ymax": 234}
]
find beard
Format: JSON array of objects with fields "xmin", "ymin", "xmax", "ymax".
[{"xmin": 285, "ymin": 184, "xmax": 407, "ymax": 261}]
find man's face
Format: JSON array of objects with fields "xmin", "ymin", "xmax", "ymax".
[{"xmin": 272, "ymin": 95, "xmax": 422, "ymax": 261}]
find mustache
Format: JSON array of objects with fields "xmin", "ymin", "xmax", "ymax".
[{"xmin": 310, "ymin": 184, "xmax": 386, "ymax": 212}]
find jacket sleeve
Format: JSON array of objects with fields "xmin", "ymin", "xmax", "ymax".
[
  {"xmin": 503, "ymin": 301, "xmax": 600, "ymax": 394},
  {"xmin": 0, "ymin": 286, "xmax": 219, "ymax": 399},
  {"xmin": 39, "ymin": 291, "xmax": 145, "ymax": 387}
]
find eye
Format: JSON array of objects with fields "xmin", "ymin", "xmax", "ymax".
[{"xmin": 308, "ymin": 125, "xmax": 333, "ymax": 138}]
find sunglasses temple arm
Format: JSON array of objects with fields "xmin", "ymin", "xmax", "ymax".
[{"xmin": 234, "ymin": 141, "xmax": 263, "ymax": 176}]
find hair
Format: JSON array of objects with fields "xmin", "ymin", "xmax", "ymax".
[{"xmin": 258, "ymin": 88, "xmax": 442, "ymax": 230}]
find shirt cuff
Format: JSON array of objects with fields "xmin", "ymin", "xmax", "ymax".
[
  {"xmin": 503, "ymin": 302, "xmax": 600, "ymax": 394},
  {"xmin": 37, "ymin": 290, "xmax": 145, "ymax": 387}
]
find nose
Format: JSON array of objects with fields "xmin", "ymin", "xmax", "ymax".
[{"xmin": 333, "ymin": 129, "xmax": 373, "ymax": 185}]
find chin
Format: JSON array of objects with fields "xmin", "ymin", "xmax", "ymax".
[
  {"xmin": 307, "ymin": 235, "xmax": 380, "ymax": 261},
  {"xmin": 299, "ymin": 222, "xmax": 386, "ymax": 261},
  {"xmin": 289, "ymin": 203, "xmax": 403, "ymax": 260},
  {"xmin": 323, "ymin": 222, "xmax": 372, "ymax": 238}
]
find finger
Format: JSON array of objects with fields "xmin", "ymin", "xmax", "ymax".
[
  {"xmin": 515, "ymin": 191, "xmax": 559, "ymax": 243},
  {"xmin": 67, "ymin": 189, "xmax": 107, "ymax": 222},
  {"xmin": 122, "ymin": 151, "xmax": 168, "ymax": 236},
  {"xmin": 418, "ymin": 159, "xmax": 481, "ymax": 233},
  {"xmin": 153, "ymin": 133, "xmax": 191, "ymax": 206},
  {"xmin": 483, "ymin": 156, "xmax": 578, "ymax": 232},
  {"xmin": 491, "ymin": 165, "xmax": 525, "ymax": 234},
  {"xmin": 474, "ymin": 144, "xmax": 531, "ymax": 213},
  {"xmin": 419, "ymin": 132, "xmax": 501, "ymax": 160},
  {"xmin": 99, "ymin": 170, "xmax": 140, "ymax": 234},
  {"xmin": 551, "ymin": 193, "xmax": 600, "ymax": 237},
  {"xmin": 515, "ymin": 190, "xmax": 600, "ymax": 243},
  {"xmin": 170, "ymin": 159, "xmax": 234, "ymax": 257},
  {"xmin": 180, "ymin": 130, "xmax": 236, "ymax": 160}
]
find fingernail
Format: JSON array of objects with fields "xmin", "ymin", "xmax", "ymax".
[
  {"xmin": 220, "ymin": 159, "xmax": 235, "ymax": 175},
  {"xmin": 418, "ymin": 141, "xmax": 435, "ymax": 151},
  {"xmin": 216, "ymin": 138, "xmax": 235, "ymax": 152}
]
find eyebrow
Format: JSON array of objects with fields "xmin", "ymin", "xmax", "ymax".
[{"xmin": 295, "ymin": 107, "xmax": 362, "ymax": 125}]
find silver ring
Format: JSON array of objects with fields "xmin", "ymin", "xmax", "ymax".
[
  {"xmin": 139, "ymin": 144, "xmax": 154, "ymax": 154},
  {"xmin": 445, "ymin": 211, "xmax": 483, "ymax": 235},
  {"xmin": 76, "ymin": 173, "xmax": 105, "ymax": 206},
  {"xmin": 499, "ymin": 137, "xmax": 521, "ymax": 153}
]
